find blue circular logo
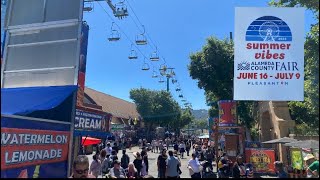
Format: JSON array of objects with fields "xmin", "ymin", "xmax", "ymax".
[{"xmin": 246, "ymin": 16, "xmax": 292, "ymax": 42}]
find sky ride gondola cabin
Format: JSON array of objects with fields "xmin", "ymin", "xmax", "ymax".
[
  {"xmin": 114, "ymin": 1, "xmax": 128, "ymax": 19},
  {"xmin": 141, "ymin": 61, "xmax": 150, "ymax": 71},
  {"xmin": 152, "ymin": 70, "xmax": 158, "ymax": 78},
  {"xmin": 135, "ymin": 34, "xmax": 147, "ymax": 45},
  {"xmin": 135, "ymin": 25, "xmax": 147, "ymax": 45},
  {"xmin": 150, "ymin": 48, "xmax": 160, "ymax": 61},
  {"xmin": 128, "ymin": 49, "xmax": 138, "ymax": 59},
  {"xmin": 108, "ymin": 30, "xmax": 120, "ymax": 41},
  {"xmin": 108, "ymin": 22, "xmax": 120, "ymax": 41},
  {"xmin": 158, "ymin": 77, "xmax": 165, "ymax": 83}
]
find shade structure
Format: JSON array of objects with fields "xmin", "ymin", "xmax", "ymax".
[
  {"xmin": 82, "ymin": 137, "xmax": 101, "ymax": 146},
  {"xmin": 284, "ymin": 140, "xmax": 319, "ymax": 149},
  {"xmin": 262, "ymin": 137, "xmax": 297, "ymax": 144},
  {"xmin": 1, "ymin": 85, "xmax": 77, "ymax": 115},
  {"xmin": 198, "ymin": 135, "xmax": 209, "ymax": 139}
]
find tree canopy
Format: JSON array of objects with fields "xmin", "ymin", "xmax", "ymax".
[
  {"xmin": 188, "ymin": 37, "xmax": 256, "ymax": 128},
  {"xmin": 269, "ymin": 0, "xmax": 319, "ymax": 133},
  {"xmin": 129, "ymin": 88, "xmax": 193, "ymax": 137}
]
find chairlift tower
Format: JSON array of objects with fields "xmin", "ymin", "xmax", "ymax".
[{"xmin": 163, "ymin": 67, "xmax": 174, "ymax": 92}]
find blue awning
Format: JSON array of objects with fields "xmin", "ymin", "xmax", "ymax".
[
  {"xmin": 1, "ymin": 85, "xmax": 78, "ymax": 115},
  {"xmin": 74, "ymin": 130, "xmax": 112, "ymax": 139}
]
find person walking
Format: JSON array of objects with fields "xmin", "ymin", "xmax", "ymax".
[
  {"xmin": 159, "ymin": 141, "xmax": 164, "ymax": 153},
  {"xmin": 141, "ymin": 150, "xmax": 149, "ymax": 175},
  {"xmin": 186, "ymin": 140, "xmax": 191, "ymax": 156},
  {"xmin": 100, "ymin": 149, "xmax": 107, "ymax": 166},
  {"xmin": 218, "ymin": 153, "xmax": 231, "ymax": 178},
  {"xmin": 89, "ymin": 154, "xmax": 102, "ymax": 178},
  {"xmin": 113, "ymin": 142, "xmax": 119, "ymax": 154},
  {"xmin": 173, "ymin": 150, "xmax": 182, "ymax": 178},
  {"xmin": 155, "ymin": 139, "xmax": 159, "ymax": 153},
  {"xmin": 157, "ymin": 149, "xmax": 167, "ymax": 178},
  {"xmin": 179, "ymin": 141, "xmax": 186, "ymax": 159},
  {"xmin": 101, "ymin": 154, "xmax": 112, "ymax": 176},
  {"xmin": 110, "ymin": 150, "xmax": 119, "ymax": 166},
  {"xmin": 166, "ymin": 150, "xmax": 181, "ymax": 178},
  {"xmin": 126, "ymin": 162, "xmax": 138, "ymax": 178},
  {"xmin": 304, "ymin": 154, "xmax": 319, "ymax": 178},
  {"xmin": 274, "ymin": 161, "xmax": 288, "ymax": 178},
  {"xmin": 120, "ymin": 149, "xmax": 130, "ymax": 169},
  {"xmin": 104, "ymin": 143, "xmax": 112, "ymax": 156},
  {"xmin": 108, "ymin": 160, "xmax": 126, "ymax": 178},
  {"xmin": 133, "ymin": 152, "xmax": 143, "ymax": 177},
  {"xmin": 188, "ymin": 153, "xmax": 202, "ymax": 178},
  {"xmin": 174, "ymin": 142, "xmax": 179, "ymax": 152},
  {"xmin": 138, "ymin": 139, "xmax": 143, "ymax": 149},
  {"xmin": 232, "ymin": 155, "xmax": 246, "ymax": 178}
]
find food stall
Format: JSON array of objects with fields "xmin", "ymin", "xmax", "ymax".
[
  {"xmin": 74, "ymin": 105, "xmax": 112, "ymax": 155},
  {"xmin": 1, "ymin": 85, "xmax": 78, "ymax": 178}
]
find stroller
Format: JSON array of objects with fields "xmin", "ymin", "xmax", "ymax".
[{"xmin": 201, "ymin": 161, "xmax": 217, "ymax": 178}]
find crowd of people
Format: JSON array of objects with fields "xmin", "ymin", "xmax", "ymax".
[{"xmin": 71, "ymin": 136, "xmax": 319, "ymax": 178}]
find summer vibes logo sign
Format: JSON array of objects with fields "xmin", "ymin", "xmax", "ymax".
[{"xmin": 234, "ymin": 7, "xmax": 304, "ymax": 101}]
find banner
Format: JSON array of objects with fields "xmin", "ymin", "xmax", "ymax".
[
  {"xmin": 234, "ymin": 7, "xmax": 304, "ymax": 101},
  {"xmin": 208, "ymin": 117, "xmax": 218, "ymax": 141},
  {"xmin": 78, "ymin": 21, "xmax": 89, "ymax": 90},
  {"xmin": 245, "ymin": 148, "xmax": 275, "ymax": 173},
  {"xmin": 74, "ymin": 108, "xmax": 111, "ymax": 137},
  {"xmin": 77, "ymin": 21, "xmax": 90, "ymax": 106},
  {"xmin": 291, "ymin": 148, "xmax": 303, "ymax": 170},
  {"xmin": 1, "ymin": 116, "xmax": 70, "ymax": 178},
  {"xmin": 218, "ymin": 100, "xmax": 237, "ymax": 126}
]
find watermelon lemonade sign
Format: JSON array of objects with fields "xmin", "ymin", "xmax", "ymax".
[{"xmin": 234, "ymin": 7, "xmax": 304, "ymax": 101}]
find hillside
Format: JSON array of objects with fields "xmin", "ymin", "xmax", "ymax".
[{"xmin": 191, "ymin": 109, "xmax": 208, "ymax": 120}]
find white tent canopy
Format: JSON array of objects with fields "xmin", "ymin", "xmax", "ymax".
[{"xmin": 198, "ymin": 135, "xmax": 209, "ymax": 139}]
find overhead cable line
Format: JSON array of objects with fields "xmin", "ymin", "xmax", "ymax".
[
  {"xmin": 98, "ymin": 0, "xmax": 190, "ymax": 107},
  {"xmin": 97, "ymin": 1, "xmax": 147, "ymax": 60}
]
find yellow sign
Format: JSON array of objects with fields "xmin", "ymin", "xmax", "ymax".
[{"xmin": 291, "ymin": 149, "xmax": 303, "ymax": 170}]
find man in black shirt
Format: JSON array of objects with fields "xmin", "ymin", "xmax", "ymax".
[
  {"xmin": 157, "ymin": 149, "xmax": 167, "ymax": 178},
  {"xmin": 218, "ymin": 153, "xmax": 230, "ymax": 178}
]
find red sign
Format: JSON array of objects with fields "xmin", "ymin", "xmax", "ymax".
[
  {"xmin": 218, "ymin": 100, "xmax": 237, "ymax": 126},
  {"xmin": 245, "ymin": 148, "xmax": 275, "ymax": 173},
  {"xmin": 1, "ymin": 128, "xmax": 70, "ymax": 170}
]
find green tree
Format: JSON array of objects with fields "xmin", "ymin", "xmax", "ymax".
[
  {"xmin": 193, "ymin": 119, "xmax": 208, "ymax": 133},
  {"xmin": 269, "ymin": 0, "xmax": 319, "ymax": 133},
  {"xmin": 129, "ymin": 88, "xmax": 181, "ymax": 139},
  {"xmin": 188, "ymin": 37, "xmax": 256, "ymax": 128},
  {"xmin": 170, "ymin": 108, "xmax": 195, "ymax": 135}
]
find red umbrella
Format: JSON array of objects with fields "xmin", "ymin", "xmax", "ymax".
[{"xmin": 82, "ymin": 137, "xmax": 101, "ymax": 146}]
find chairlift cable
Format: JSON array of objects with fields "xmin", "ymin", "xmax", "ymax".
[
  {"xmin": 98, "ymin": 1, "xmax": 188, "ymax": 104},
  {"xmin": 127, "ymin": 1, "xmax": 182, "ymax": 90},
  {"xmin": 97, "ymin": 1, "xmax": 147, "ymax": 60},
  {"xmin": 126, "ymin": 0, "xmax": 158, "ymax": 52}
]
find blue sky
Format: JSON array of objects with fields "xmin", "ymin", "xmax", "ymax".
[{"xmin": 83, "ymin": 0, "xmax": 316, "ymax": 110}]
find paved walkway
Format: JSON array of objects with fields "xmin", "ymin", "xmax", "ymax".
[{"xmin": 87, "ymin": 146, "xmax": 216, "ymax": 178}]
